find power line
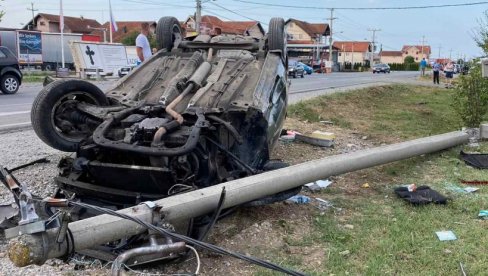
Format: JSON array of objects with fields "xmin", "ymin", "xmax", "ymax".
[
  {"xmin": 208, "ymin": 1, "xmax": 268, "ymax": 25},
  {"xmin": 231, "ymin": 0, "xmax": 488, "ymax": 10}
]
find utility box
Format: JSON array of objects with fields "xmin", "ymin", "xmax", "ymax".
[{"xmin": 482, "ymin": 58, "xmax": 488, "ymax": 78}]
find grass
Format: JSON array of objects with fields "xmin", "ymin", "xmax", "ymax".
[
  {"xmin": 260, "ymin": 85, "xmax": 488, "ymax": 275},
  {"xmin": 22, "ymin": 71, "xmax": 54, "ymax": 82},
  {"xmin": 288, "ymin": 85, "xmax": 463, "ymax": 140}
]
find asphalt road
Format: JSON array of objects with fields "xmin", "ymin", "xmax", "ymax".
[{"xmin": 0, "ymin": 71, "xmax": 422, "ymax": 131}]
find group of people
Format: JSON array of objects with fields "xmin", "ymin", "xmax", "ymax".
[{"xmin": 420, "ymin": 58, "xmax": 455, "ymax": 88}]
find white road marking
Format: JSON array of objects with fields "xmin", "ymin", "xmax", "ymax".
[
  {"xmin": 0, "ymin": 121, "xmax": 31, "ymax": 128},
  {"xmin": 0, "ymin": 111, "xmax": 30, "ymax": 116}
]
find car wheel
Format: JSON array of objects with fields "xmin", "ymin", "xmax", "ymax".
[
  {"xmin": 244, "ymin": 161, "xmax": 302, "ymax": 206},
  {"xmin": 268, "ymin": 17, "xmax": 286, "ymax": 55},
  {"xmin": 293, "ymin": 72, "xmax": 297, "ymax": 78},
  {"xmin": 156, "ymin": 16, "xmax": 182, "ymax": 51},
  {"xmin": 31, "ymin": 79, "xmax": 109, "ymax": 152},
  {"xmin": 1, "ymin": 74, "xmax": 20, "ymax": 94},
  {"xmin": 301, "ymin": 72, "xmax": 304, "ymax": 78}
]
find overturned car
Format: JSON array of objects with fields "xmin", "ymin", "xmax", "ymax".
[
  {"xmin": 32, "ymin": 17, "xmax": 292, "ymax": 207},
  {"xmin": 1, "ymin": 16, "xmax": 301, "ymax": 271}
]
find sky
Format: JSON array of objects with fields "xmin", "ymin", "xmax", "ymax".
[{"xmin": 1, "ymin": 0, "xmax": 487, "ymax": 59}]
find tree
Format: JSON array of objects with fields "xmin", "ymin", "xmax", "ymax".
[
  {"xmin": 121, "ymin": 31, "xmax": 157, "ymax": 50},
  {"xmin": 452, "ymin": 62, "xmax": 488, "ymax": 127},
  {"xmin": 0, "ymin": 0, "xmax": 5, "ymax": 22},
  {"xmin": 474, "ymin": 11, "xmax": 488, "ymax": 55},
  {"xmin": 404, "ymin": 56, "xmax": 415, "ymax": 64}
]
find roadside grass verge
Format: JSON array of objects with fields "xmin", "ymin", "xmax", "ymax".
[
  {"xmin": 287, "ymin": 84, "xmax": 464, "ymax": 141},
  {"xmin": 259, "ymin": 85, "xmax": 488, "ymax": 275},
  {"xmin": 22, "ymin": 71, "xmax": 54, "ymax": 82}
]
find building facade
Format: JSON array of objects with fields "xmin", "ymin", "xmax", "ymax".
[
  {"xmin": 380, "ymin": 51, "xmax": 403, "ymax": 64},
  {"xmin": 402, "ymin": 45, "xmax": 431, "ymax": 61},
  {"xmin": 333, "ymin": 41, "xmax": 373, "ymax": 65},
  {"xmin": 24, "ymin": 13, "xmax": 101, "ymax": 34},
  {"xmin": 182, "ymin": 16, "xmax": 265, "ymax": 38}
]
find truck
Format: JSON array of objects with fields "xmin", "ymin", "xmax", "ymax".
[{"xmin": 0, "ymin": 29, "xmax": 84, "ymax": 70}]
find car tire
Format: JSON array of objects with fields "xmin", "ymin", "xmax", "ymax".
[
  {"xmin": 301, "ymin": 72, "xmax": 304, "ymax": 78},
  {"xmin": 244, "ymin": 161, "xmax": 302, "ymax": 207},
  {"xmin": 31, "ymin": 79, "xmax": 109, "ymax": 152},
  {"xmin": 0, "ymin": 74, "xmax": 20, "ymax": 94},
  {"xmin": 268, "ymin": 17, "xmax": 286, "ymax": 55},
  {"xmin": 156, "ymin": 16, "xmax": 182, "ymax": 51},
  {"xmin": 293, "ymin": 72, "xmax": 297, "ymax": 78}
]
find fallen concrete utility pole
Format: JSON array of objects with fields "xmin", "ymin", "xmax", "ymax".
[{"xmin": 9, "ymin": 130, "xmax": 469, "ymax": 267}]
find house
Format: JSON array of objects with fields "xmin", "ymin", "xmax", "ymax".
[
  {"xmin": 23, "ymin": 13, "xmax": 101, "ymax": 34},
  {"xmin": 284, "ymin": 18, "xmax": 333, "ymax": 66},
  {"xmin": 380, "ymin": 51, "xmax": 403, "ymax": 64},
  {"xmin": 402, "ymin": 45, "xmax": 431, "ymax": 61},
  {"xmin": 182, "ymin": 16, "xmax": 265, "ymax": 38},
  {"xmin": 285, "ymin": 18, "xmax": 330, "ymax": 45},
  {"xmin": 94, "ymin": 21, "xmax": 157, "ymax": 43},
  {"xmin": 333, "ymin": 41, "xmax": 373, "ymax": 65}
]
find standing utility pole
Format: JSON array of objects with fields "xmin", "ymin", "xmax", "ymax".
[
  {"xmin": 437, "ymin": 45, "xmax": 442, "ymax": 59},
  {"xmin": 327, "ymin": 8, "xmax": 337, "ymax": 72},
  {"xmin": 196, "ymin": 0, "xmax": 202, "ymax": 34},
  {"xmin": 421, "ymin": 35, "xmax": 426, "ymax": 58},
  {"xmin": 368, "ymin": 28, "xmax": 381, "ymax": 68},
  {"xmin": 449, "ymin": 48, "xmax": 453, "ymax": 61},
  {"xmin": 27, "ymin": 2, "xmax": 38, "ymax": 29}
]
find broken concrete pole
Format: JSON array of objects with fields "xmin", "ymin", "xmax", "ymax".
[{"xmin": 8, "ymin": 131, "xmax": 469, "ymax": 267}]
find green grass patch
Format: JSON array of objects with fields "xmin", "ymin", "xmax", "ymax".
[
  {"xmin": 262, "ymin": 85, "xmax": 488, "ymax": 275},
  {"xmin": 288, "ymin": 84, "xmax": 464, "ymax": 140}
]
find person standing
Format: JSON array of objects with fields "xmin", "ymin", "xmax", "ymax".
[
  {"xmin": 432, "ymin": 61, "xmax": 441, "ymax": 84},
  {"xmin": 136, "ymin": 22, "xmax": 152, "ymax": 65},
  {"xmin": 420, "ymin": 58, "xmax": 427, "ymax": 76},
  {"xmin": 444, "ymin": 61, "xmax": 455, "ymax": 88}
]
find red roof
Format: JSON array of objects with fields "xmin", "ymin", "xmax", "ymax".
[
  {"xmin": 333, "ymin": 41, "xmax": 371, "ymax": 52},
  {"xmin": 95, "ymin": 21, "xmax": 156, "ymax": 43},
  {"xmin": 287, "ymin": 40, "xmax": 315, "ymax": 45},
  {"xmin": 286, "ymin": 19, "xmax": 330, "ymax": 37},
  {"xmin": 34, "ymin": 13, "xmax": 101, "ymax": 34},
  {"xmin": 380, "ymin": 51, "xmax": 402, "ymax": 57},
  {"xmin": 402, "ymin": 45, "xmax": 431, "ymax": 55},
  {"xmin": 185, "ymin": 15, "xmax": 263, "ymax": 36}
]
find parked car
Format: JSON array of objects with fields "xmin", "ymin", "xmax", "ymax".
[
  {"xmin": 373, "ymin": 63, "xmax": 390, "ymax": 74},
  {"xmin": 0, "ymin": 46, "xmax": 22, "ymax": 94},
  {"xmin": 117, "ymin": 66, "xmax": 133, "ymax": 78},
  {"xmin": 453, "ymin": 64, "xmax": 461, "ymax": 74},
  {"xmin": 298, "ymin": 62, "xmax": 313, "ymax": 74},
  {"xmin": 288, "ymin": 61, "xmax": 305, "ymax": 78}
]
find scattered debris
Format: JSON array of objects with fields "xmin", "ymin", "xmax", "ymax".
[
  {"xmin": 444, "ymin": 249, "xmax": 452, "ymax": 254},
  {"xmin": 361, "ymin": 183, "xmax": 370, "ymax": 188},
  {"xmin": 445, "ymin": 183, "xmax": 479, "ymax": 193},
  {"xmin": 304, "ymin": 179, "xmax": 332, "ymax": 192},
  {"xmin": 460, "ymin": 151, "xmax": 488, "ymax": 169},
  {"xmin": 407, "ymin": 184, "xmax": 417, "ymax": 192},
  {"xmin": 339, "ymin": 250, "xmax": 350, "ymax": 256},
  {"xmin": 464, "ymin": 187, "xmax": 479, "ymax": 193},
  {"xmin": 279, "ymin": 130, "xmax": 299, "ymax": 143},
  {"xmin": 295, "ymin": 131, "xmax": 335, "ymax": 147},
  {"xmin": 315, "ymin": 198, "xmax": 335, "ymax": 211},
  {"xmin": 460, "ymin": 180, "xmax": 488, "ymax": 185},
  {"xmin": 436, "ymin": 231, "xmax": 457, "ymax": 241},
  {"xmin": 361, "ymin": 136, "xmax": 368, "ymax": 140},
  {"xmin": 285, "ymin": 195, "xmax": 311, "ymax": 204},
  {"xmin": 478, "ymin": 210, "xmax": 488, "ymax": 220},
  {"xmin": 460, "ymin": 262, "xmax": 467, "ymax": 276},
  {"xmin": 319, "ymin": 120, "xmax": 334, "ymax": 125},
  {"xmin": 394, "ymin": 186, "xmax": 447, "ymax": 205},
  {"xmin": 343, "ymin": 224, "xmax": 354, "ymax": 230}
]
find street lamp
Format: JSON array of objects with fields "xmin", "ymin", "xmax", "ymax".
[{"xmin": 87, "ymin": 26, "xmax": 107, "ymax": 43}]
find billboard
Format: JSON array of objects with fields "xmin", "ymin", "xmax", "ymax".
[
  {"xmin": 17, "ymin": 31, "xmax": 42, "ymax": 64},
  {"xmin": 73, "ymin": 42, "xmax": 129, "ymax": 75}
]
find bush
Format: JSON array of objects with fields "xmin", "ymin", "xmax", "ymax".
[
  {"xmin": 452, "ymin": 62, "xmax": 488, "ymax": 127},
  {"xmin": 404, "ymin": 56, "xmax": 415, "ymax": 64}
]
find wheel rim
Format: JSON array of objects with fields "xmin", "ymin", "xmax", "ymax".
[
  {"xmin": 50, "ymin": 92, "xmax": 99, "ymax": 143},
  {"xmin": 172, "ymin": 24, "xmax": 182, "ymax": 46},
  {"xmin": 4, "ymin": 77, "xmax": 18, "ymax": 92}
]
